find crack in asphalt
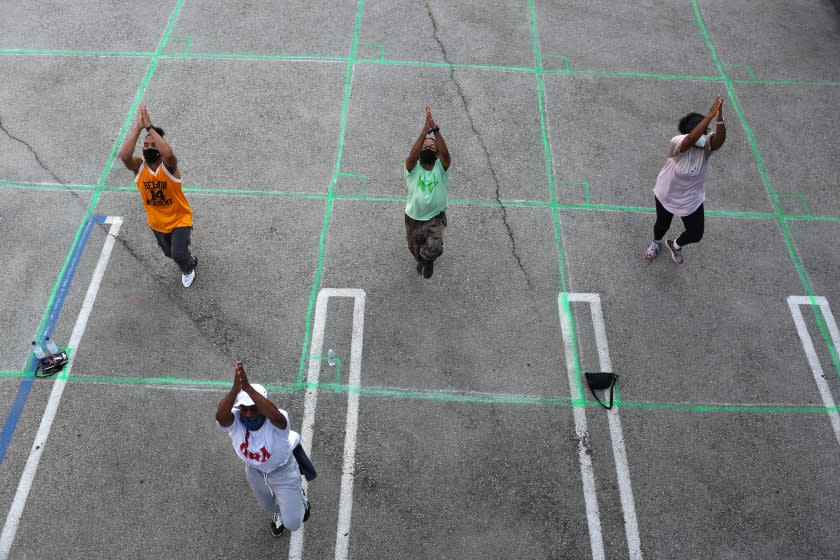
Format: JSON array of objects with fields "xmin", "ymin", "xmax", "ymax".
[
  {"xmin": 424, "ymin": 1, "xmax": 533, "ymax": 289},
  {"xmin": 1, "ymin": 115, "xmax": 247, "ymax": 362},
  {"xmin": 0, "ymin": 116, "xmax": 77, "ymax": 196}
]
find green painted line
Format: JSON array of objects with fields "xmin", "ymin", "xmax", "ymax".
[
  {"xmin": 529, "ymin": 2, "xmax": 586, "ymax": 406},
  {"xmin": 7, "ymin": 179, "xmax": 840, "ymax": 224},
  {"xmin": 336, "ymin": 171, "xmax": 369, "ymax": 195},
  {"xmin": 777, "ymin": 192, "xmax": 812, "ymax": 216},
  {"xmin": 735, "ymin": 78, "xmax": 840, "ymax": 87},
  {"xmin": 691, "ymin": 0, "xmax": 840, "ymax": 378},
  {"xmin": 3, "ymin": 44, "xmax": 838, "ymax": 88},
  {"xmin": 355, "ymin": 57, "xmax": 536, "ymax": 74},
  {"xmin": 616, "ymin": 400, "xmax": 840, "ymax": 414},
  {"xmin": 0, "ymin": 181, "xmax": 98, "ymax": 191},
  {"xmin": 528, "ymin": 0, "xmax": 568, "ymax": 294},
  {"xmin": 357, "ymin": 42, "xmax": 385, "ymax": 62},
  {"xmin": 294, "ymin": 0, "xmax": 367, "ymax": 389},
  {"xmin": 784, "ymin": 214, "xmax": 840, "ymax": 223},
  {"xmin": 13, "ymin": 369, "xmax": 840, "ymax": 415},
  {"xmin": 723, "ymin": 62, "xmax": 757, "ymax": 82},
  {"xmin": 332, "ymin": 193, "xmax": 403, "ymax": 203},
  {"xmin": 168, "ymin": 37, "xmax": 193, "ymax": 55},
  {"xmin": 310, "ymin": 355, "xmax": 343, "ymax": 384},
  {"xmin": 549, "ymin": 68, "xmax": 725, "ymax": 83},
  {"xmin": 0, "ymin": 48, "xmax": 152, "ymax": 57},
  {"xmin": 184, "ymin": 187, "xmax": 329, "ymax": 200},
  {"xmin": 159, "ymin": 52, "xmax": 348, "ymax": 63}
]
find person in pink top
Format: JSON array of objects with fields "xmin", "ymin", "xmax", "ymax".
[{"xmin": 645, "ymin": 95, "xmax": 726, "ymax": 264}]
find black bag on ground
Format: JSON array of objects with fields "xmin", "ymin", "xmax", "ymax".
[{"xmin": 584, "ymin": 372, "xmax": 619, "ymax": 410}]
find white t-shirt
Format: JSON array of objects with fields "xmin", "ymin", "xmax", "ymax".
[
  {"xmin": 653, "ymin": 134, "xmax": 714, "ymax": 217},
  {"xmin": 218, "ymin": 408, "xmax": 301, "ymax": 473}
]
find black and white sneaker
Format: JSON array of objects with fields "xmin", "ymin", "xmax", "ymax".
[
  {"xmin": 303, "ymin": 500, "xmax": 311, "ymax": 523},
  {"xmin": 270, "ymin": 512, "xmax": 285, "ymax": 537}
]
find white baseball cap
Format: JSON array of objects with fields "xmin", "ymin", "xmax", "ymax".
[{"xmin": 233, "ymin": 383, "xmax": 268, "ymax": 408}]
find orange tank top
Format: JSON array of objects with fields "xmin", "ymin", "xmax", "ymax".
[{"xmin": 134, "ymin": 162, "xmax": 193, "ymax": 233}]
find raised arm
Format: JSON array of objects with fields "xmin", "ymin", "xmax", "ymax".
[
  {"xmin": 406, "ymin": 106, "xmax": 433, "ymax": 171},
  {"xmin": 118, "ymin": 111, "xmax": 144, "ymax": 174},
  {"xmin": 215, "ymin": 365, "xmax": 243, "ymax": 427},
  {"xmin": 428, "ymin": 111, "xmax": 450, "ymax": 170},
  {"xmin": 679, "ymin": 95, "xmax": 723, "ymax": 153},
  {"xmin": 709, "ymin": 100, "xmax": 726, "ymax": 151},
  {"xmin": 237, "ymin": 362, "xmax": 287, "ymax": 429},
  {"xmin": 140, "ymin": 104, "xmax": 179, "ymax": 176}
]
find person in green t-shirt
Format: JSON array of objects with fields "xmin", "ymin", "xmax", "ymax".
[{"xmin": 404, "ymin": 105, "xmax": 452, "ymax": 279}]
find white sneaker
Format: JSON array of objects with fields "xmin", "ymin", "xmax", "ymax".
[{"xmin": 181, "ymin": 256, "xmax": 197, "ymax": 287}]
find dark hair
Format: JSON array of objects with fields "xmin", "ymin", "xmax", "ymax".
[
  {"xmin": 147, "ymin": 126, "xmax": 165, "ymax": 137},
  {"xmin": 678, "ymin": 113, "xmax": 704, "ymax": 134}
]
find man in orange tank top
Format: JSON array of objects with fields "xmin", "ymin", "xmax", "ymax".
[{"xmin": 119, "ymin": 103, "xmax": 197, "ymax": 287}]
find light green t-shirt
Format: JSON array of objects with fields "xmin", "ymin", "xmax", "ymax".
[{"xmin": 404, "ymin": 159, "xmax": 450, "ymax": 221}]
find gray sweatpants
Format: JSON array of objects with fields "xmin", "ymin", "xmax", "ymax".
[{"xmin": 244, "ymin": 458, "xmax": 306, "ymax": 531}]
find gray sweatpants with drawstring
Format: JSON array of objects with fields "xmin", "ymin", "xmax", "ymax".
[{"xmin": 244, "ymin": 457, "xmax": 306, "ymax": 530}]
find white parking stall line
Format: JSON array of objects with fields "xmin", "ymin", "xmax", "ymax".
[
  {"xmin": 786, "ymin": 296, "xmax": 840, "ymax": 448},
  {"xmin": 334, "ymin": 291, "xmax": 365, "ymax": 560},
  {"xmin": 0, "ymin": 216, "xmax": 123, "ymax": 560},
  {"xmin": 559, "ymin": 292, "xmax": 644, "ymax": 560},
  {"xmin": 289, "ymin": 288, "xmax": 366, "ymax": 560},
  {"xmin": 587, "ymin": 295, "xmax": 643, "ymax": 560},
  {"xmin": 558, "ymin": 293, "xmax": 605, "ymax": 560}
]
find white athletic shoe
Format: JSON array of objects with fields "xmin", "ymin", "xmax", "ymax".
[{"xmin": 181, "ymin": 256, "xmax": 197, "ymax": 287}]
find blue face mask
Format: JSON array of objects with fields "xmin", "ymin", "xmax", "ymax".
[{"xmin": 240, "ymin": 414, "xmax": 266, "ymax": 431}]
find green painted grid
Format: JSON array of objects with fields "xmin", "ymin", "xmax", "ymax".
[
  {"xmin": 2, "ymin": 45, "xmax": 840, "ymax": 88},
  {"xmin": 690, "ymin": 0, "xmax": 840, "ymax": 379},
  {"xmin": 2, "ymin": 369, "xmax": 839, "ymax": 415},
  {"xmin": 2, "ymin": 0, "xmax": 838, "ymax": 411},
  {"xmin": 4, "ymin": 179, "xmax": 839, "ymax": 224},
  {"xmin": 292, "ymin": 0, "xmax": 367, "ymax": 390}
]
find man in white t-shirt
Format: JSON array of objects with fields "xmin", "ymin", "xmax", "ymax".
[
  {"xmin": 645, "ymin": 95, "xmax": 726, "ymax": 264},
  {"xmin": 216, "ymin": 362, "xmax": 313, "ymax": 537}
]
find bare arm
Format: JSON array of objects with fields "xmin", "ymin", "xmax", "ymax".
[
  {"xmin": 429, "ymin": 123, "xmax": 450, "ymax": 170},
  {"xmin": 214, "ymin": 367, "xmax": 242, "ymax": 427},
  {"xmin": 237, "ymin": 362, "xmax": 287, "ymax": 429},
  {"xmin": 405, "ymin": 107, "xmax": 433, "ymax": 171},
  {"xmin": 140, "ymin": 104, "xmax": 179, "ymax": 176},
  {"xmin": 709, "ymin": 101, "xmax": 726, "ymax": 151},
  {"xmin": 118, "ymin": 114, "xmax": 144, "ymax": 174},
  {"xmin": 678, "ymin": 95, "xmax": 723, "ymax": 153}
]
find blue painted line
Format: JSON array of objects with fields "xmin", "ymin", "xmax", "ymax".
[{"xmin": 0, "ymin": 214, "xmax": 105, "ymax": 463}]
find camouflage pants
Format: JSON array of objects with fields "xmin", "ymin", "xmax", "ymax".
[{"xmin": 405, "ymin": 212, "xmax": 447, "ymax": 262}]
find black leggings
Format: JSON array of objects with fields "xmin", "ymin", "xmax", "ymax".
[{"xmin": 653, "ymin": 198, "xmax": 704, "ymax": 246}]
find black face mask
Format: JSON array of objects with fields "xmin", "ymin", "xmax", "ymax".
[
  {"xmin": 420, "ymin": 149, "xmax": 437, "ymax": 164},
  {"xmin": 143, "ymin": 148, "xmax": 161, "ymax": 163}
]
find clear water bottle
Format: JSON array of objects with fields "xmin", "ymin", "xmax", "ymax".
[
  {"xmin": 45, "ymin": 337, "xmax": 59, "ymax": 354},
  {"xmin": 31, "ymin": 341, "xmax": 46, "ymax": 360},
  {"xmin": 327, "ymin": 349, "xmax": 337, "ymax": 367}
]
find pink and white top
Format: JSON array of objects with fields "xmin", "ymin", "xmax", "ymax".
[{"xmin": 653, "ymin": 134, "xmax": 714, "ymax": 217}]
